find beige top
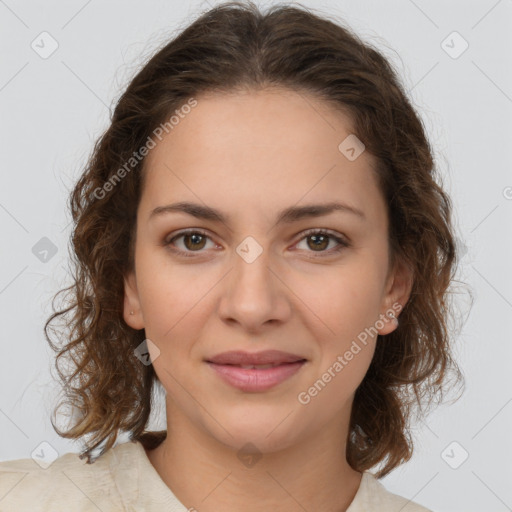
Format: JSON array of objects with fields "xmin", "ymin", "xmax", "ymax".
[{"xmin": 0, "ymin": 440, "xmax": 432, "ymax": 511}]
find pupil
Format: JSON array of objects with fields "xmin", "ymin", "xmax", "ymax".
[
  {"xmin": 186, "ymin": 233, "xmax": 205, "ymax": 250},
  {"xmin": 309, "ymin": 235, "xmax": 327, "ymax": 250}
]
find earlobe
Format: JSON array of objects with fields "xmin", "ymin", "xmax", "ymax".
[
  {"xmin": 123, "ymin": 271, "xmax": 145, "ymax": 330},
  {"xmin": 378, "ymin": 310, "xmax": 400, "ymax": 336}
]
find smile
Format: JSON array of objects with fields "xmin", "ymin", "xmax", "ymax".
[{"xmin": 206, "ymin": 360, "xmax": 307, "ymax": 392}]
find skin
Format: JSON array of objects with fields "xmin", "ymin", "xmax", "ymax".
[{"xmin": 123, "ymin": 87, "xmax": 413, "ymax": 512}]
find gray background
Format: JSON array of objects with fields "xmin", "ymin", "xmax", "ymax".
[{"xmin": 1, "ymin": 0, "xmax": 511, "ymax": 510}]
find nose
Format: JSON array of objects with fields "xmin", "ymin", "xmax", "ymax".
[{"xmin": 217, "ymin": 241, "xmax": 292, "ymax": 334}]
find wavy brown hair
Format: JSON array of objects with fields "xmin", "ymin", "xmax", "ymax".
[{"xmin": 45, "ymin": 0, "xmax": 465, "ymax": 477}]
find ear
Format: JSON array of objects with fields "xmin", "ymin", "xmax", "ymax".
[
  {"xmin": 377, "ymin": 257, "xmax": 414, "ymax": 336},
  {"xmin": 123, "ymin": 270, "xmax": 145, "ymax": 330}
]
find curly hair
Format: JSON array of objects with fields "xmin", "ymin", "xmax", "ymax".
[{"xmin": 45, "ymin": 0, "xmax": 465, "ymax": 478}]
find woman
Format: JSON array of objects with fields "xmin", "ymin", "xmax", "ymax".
[{"xmin": 0, "ymin": 2, "xmax": 463, "ymax": 510}]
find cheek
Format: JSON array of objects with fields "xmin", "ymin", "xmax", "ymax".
[
  {"xmin": 135, "ymin": 244, "xmax": 207, "ymax": 337},
  {"xmin": 296, "ymin": 342, "xmax": 375, "ymax": 429},
  {"xmin": 134, "ymin": 253, "xmax": 222, "ymax": 391},
  {"xmin": 290, "ymin": 258, "xmax": 386, "ymax": 343},
  {"xmin": 295, "ymin": 268, "xmax": 380, "ymax": 416}
]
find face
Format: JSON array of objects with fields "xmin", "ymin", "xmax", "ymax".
[{"xmin": 124, "ymin": 88, "xmax": 412, "ymax": 454}]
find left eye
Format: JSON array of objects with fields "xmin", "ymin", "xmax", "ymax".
[
  {"xmin": 164, "ymin": 229, "xmax": 349, "ymax": 257},
  {"xmin": 294, "ymin": 229, "xmax": 349, "ymax": 254}
]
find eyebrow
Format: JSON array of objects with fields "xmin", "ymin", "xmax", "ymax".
[{"xmin": 149, "ymin": 200, "xmax": 366, "ymax": 225}]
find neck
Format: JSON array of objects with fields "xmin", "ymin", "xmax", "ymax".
[{"xmin": 145, "ymin": 400, "xmax": 362, "ymax": 512}]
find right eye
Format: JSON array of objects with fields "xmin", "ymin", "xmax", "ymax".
[{"xmin": 164, "ymin": 229, "xmax": 218, "ymax": 257}]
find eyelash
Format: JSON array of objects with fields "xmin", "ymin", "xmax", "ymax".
[{"xmin": 163, "ymin": 228, "xmax": 350, "ymax": 258}]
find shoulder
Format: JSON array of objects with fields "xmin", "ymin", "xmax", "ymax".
[
  {"xmin": 0, "ymin": 440, "xmax": 141, "ymax": 512},
  {"xmin": 351, "ymin": 471, "xmax": 433, "ymax": 512}
]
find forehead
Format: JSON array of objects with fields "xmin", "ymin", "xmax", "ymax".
[{"xmin": 141, "ymin": 88, "xmax": 384, "ymax": 223}]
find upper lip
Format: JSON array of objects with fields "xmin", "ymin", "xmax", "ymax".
[{"xmin": 206, "ymin": 350, "xmax": 307, "ymax": 366}]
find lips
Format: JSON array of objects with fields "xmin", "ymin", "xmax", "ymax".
[
  {"xmin": 205, "ymin": 350, "xmax": 307, "ymax": 392},
  {"xmin": 206, "ymin": 349, "xmax": 307, "ymax": 366}
]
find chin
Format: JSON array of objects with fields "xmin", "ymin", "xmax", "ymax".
[{"xmin": 203, "ymin": 408, "xmax": 303, "ymax": 454}]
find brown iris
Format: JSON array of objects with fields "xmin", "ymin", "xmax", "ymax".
[
  {"xmin": 307, "ymin": 234, "xmax": 329, "ymax": 251},
  {"xmin": 183, "ymin": 233, "xmax": 207, "ymax": 251}
]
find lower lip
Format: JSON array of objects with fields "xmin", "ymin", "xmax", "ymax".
[{"xmin": 206, "ymin": 361, "xmax": 306, "ymax": 392}]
